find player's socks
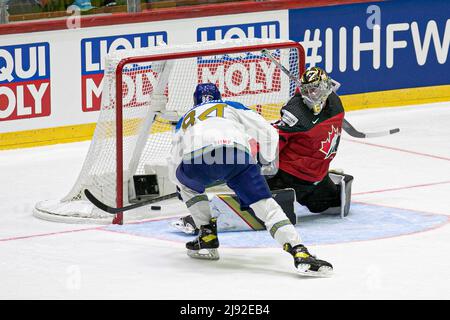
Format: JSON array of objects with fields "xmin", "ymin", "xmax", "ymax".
[
  {"xmin": 186, "ymin": 218, "xmax": 220, "ymax": 260},
  {"xmin": 284, "ymin": 243, "xmax": 333, "ymax": 276}
]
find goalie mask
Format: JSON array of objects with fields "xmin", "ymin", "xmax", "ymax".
[
  {"xmin": 300, "ymin": 67, "xmax": 333, "ymax": 115},
  {"xmin": 193, "ymin": 83, "xmax": 222, "ymax": 105}
]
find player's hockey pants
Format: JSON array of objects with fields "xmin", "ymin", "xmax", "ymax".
[{"xmin": 176, "ymin": 146, "xmax": 302, "ymax": 247}]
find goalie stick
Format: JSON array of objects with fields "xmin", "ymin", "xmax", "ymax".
[
  {"xmin": 342, "ymin": 120, "xmax": 400, "ymax": 138},
  {"xmin": 84, "ymin": 189, "xmax": 178, "ymax": 214},
  {"xmin": 261, "ymin": 49, "xmax": 400, "ymax": 139}
]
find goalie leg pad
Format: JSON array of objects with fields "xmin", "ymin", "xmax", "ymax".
[
  {"xmin": 300, "ymin": 175, "xmax": 340, "ymax": 213},
  {"xmin": 340, "ymin": 173, "xmax": 354, "ymax": 218},
  {"xmin": 171, "ymin": 189, "xmax": 296, "ymax": 234},
  {"xmin": 322, "ymin": 173, "xmax": 354, "ymax": 217},
  {"xmin": 267, "ymin": 170, "xmax": 339, "ymax": 213}
]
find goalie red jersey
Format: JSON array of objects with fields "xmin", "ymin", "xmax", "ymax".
[{"xmin": 275, "ymin": 91, "xmax": 345, "ymax": 183}]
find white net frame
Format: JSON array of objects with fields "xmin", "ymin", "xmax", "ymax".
[{"xmin": 33, "ymin": 38, "xmax": 305, "ymax": 224}]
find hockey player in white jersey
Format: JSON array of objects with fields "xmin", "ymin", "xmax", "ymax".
[{"xmin": 168, "ymin": 83, "xmax": 333, "ymax": 276}]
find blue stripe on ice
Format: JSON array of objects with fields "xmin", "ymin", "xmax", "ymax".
[{"xmin": 104, "ymin": 203, "xmax": 448, "ymax": 247}]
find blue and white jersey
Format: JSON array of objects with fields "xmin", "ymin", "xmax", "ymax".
[{"xmin": 168, "ymin": 100, "xmax": 278, "ymax": 184}]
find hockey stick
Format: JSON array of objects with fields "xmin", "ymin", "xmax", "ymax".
[
  {"xmin": 261, "ymin": 49, "xmax": 400, "ymax": 138},
  {"xmin": 84, "ymin": 189, "xmax": 178, "ymax": 214},
  {"xmin": 84, "ymin": 178, "xmax": 228, "ymax": 214},
  {"xmin": 342, "ymin": 120, "xmax": 400, "ymax": 138}
]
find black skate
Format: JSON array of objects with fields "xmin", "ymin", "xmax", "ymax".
[
  {"xmin": 284, "ymin": 244, "xmax": 333, "ymax": 277},
  {"xmin": 186, "ymin": 218, "xmax": 219, "ymax": 260},
  {"xmin": 170, "ymin": 215, "xmax": 199, "ymax": 235}
]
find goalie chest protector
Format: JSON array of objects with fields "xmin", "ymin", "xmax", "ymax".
[{"xmin": 275, "ymin": 92, "xmax": 345, "ymax": 183}]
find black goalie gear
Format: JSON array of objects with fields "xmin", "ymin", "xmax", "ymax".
[{"xmin": 321, "ymin": 172, "xmax": 354, "ymax": 218}]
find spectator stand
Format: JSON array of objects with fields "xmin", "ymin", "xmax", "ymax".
[{"xmin": 1, "ymin": 0, "xmax": 250, "ymax": 23}]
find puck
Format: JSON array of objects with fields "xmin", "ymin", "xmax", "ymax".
[{"xmin": 151, "ymin": 205, "xmax": 161, "ymax": 210}]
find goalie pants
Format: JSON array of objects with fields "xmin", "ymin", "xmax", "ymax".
[
  {"xmin": 267, "ymin": 169, "xmax": 341, "ymax": 213},
  {"xmin": 176, "ymin": 146, "xmax": 302, "ymax": 247}
]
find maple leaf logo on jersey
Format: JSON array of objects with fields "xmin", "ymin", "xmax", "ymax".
[{"xmin": 320, "ymin": 125, "xmax": 341, "ymax": 159}]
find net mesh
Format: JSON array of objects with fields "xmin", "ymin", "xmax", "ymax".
[{"xmin": 34, "ymin": 38, "xmax": 304, "ymax": 224}]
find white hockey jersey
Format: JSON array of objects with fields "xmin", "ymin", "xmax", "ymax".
[{"xmin": 167, "ymin": 100, "xmax": 279, "ymax": 184}]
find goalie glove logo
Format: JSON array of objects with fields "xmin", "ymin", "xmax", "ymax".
[{"xmin": 320, "ymin": 125, "xmax": 341, "ymax": 159}]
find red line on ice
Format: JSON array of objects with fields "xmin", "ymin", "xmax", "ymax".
[
  {"xmin": 353, "ymin": 180, "xmax": 450, "ymax": 196},
  {"xmin": 0, "ymin": 215, "xmax": 183, "ymax": 243},
  {"xmin": 0, "ymin": 226, "xmax": 102, "ymax": 242},
  {"xmin": 343, "ymin": 138, "xmax": 450, "ymax": 161}
]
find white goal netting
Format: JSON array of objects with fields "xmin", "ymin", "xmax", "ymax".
[{"xmin": 34, "ymin": 38, "xmax": 304, "ymax": 224}]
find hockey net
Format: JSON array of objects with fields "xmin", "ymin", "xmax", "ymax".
[{"xmin": 33, "ymin": 38, "xmax": 305, "ymax": 224}]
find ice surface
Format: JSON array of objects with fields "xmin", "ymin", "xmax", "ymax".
[{"xmin": 0, "ymin": 102, "xmax": 449, "ymax": 299}]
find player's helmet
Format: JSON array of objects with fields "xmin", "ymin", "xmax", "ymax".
[
  {"xmin": 193, "ymin": 83, "xmax": 222, "ymax": 105},
  {"xmin": 300, "ymin": 67, "xmax": 333, "ymax": 115}
]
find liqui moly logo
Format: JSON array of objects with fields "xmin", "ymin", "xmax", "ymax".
[
  {"xmin": 81, "ymin": 32, "xmax": 168, "ymax": 112},
  {"xmin": 197, "ymin": 54, "xmax": 282, "ymax": 97},
  {"xmin": 197, "ymin": 22, "xmax": 280, "ymax": 42},
  {"xmin": 0, "ymin": 43, "xmax": 51, "ymax": 121},
  {"xmin": 196, "ymin": 22, "xmax": 282, "ymax": 97}
]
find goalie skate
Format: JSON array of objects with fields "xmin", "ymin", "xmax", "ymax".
[
  {"xmin": 170, "ymin": 215, "xmax": 199, "ymax": 235},
  {"xmin": 186, "ymin": 218, "xmax": 220, "ymax": 260}
]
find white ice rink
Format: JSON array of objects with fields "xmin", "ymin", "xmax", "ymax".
[{"xmin": 1, "ymin": 102, "xmax": 449, "ymax": 299}]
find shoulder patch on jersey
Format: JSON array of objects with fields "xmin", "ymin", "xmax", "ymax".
[
  {"xmin": 281, "ymin": 110, "xmax": 299, "ymax": 127},
  {"xmin": 175, "ymin": 117, "xmax": 183, "ymax": 132},
  {"xmin": 224, "ymin": 100, "xmax": 250, "ymax": 111}
]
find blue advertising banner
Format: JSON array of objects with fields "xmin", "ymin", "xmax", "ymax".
[
  {"xmin": 197, "ymin": 21, "xmax": 280, "ymax": 42},
  {"xmin": 0, "ymin": 42, "xmax": 51, "ymax": 121},
  {"xmin": 80, "ymin": 31, "xmax": 168, "ymax": 112},
  {"xmin": 289, "ymin": 0, "xmax": 449, "ymax": 95},
  {"xmin": 196, "ymin": 21, "xmax": 291, "ymax": 99}
]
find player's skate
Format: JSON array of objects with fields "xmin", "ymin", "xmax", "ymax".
[
  {"xmin": 170, "ymin": 215, "xmax": 199, "ymax": 235},
  {"xmin": 186, "ymin": 218, "xmax": 219, "ymax": 260},
  {"xmin": 284, "ymin": 243, "xmax": 333, "ymax": 277}
]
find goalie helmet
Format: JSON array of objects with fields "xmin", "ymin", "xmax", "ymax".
[
  {"xmin": 193, "ymin": 83, "xmax": 222, "ymax": 106},
  {"xmin": 300, "ymin": 67, "xmax": 333, "ymax": 115}
]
